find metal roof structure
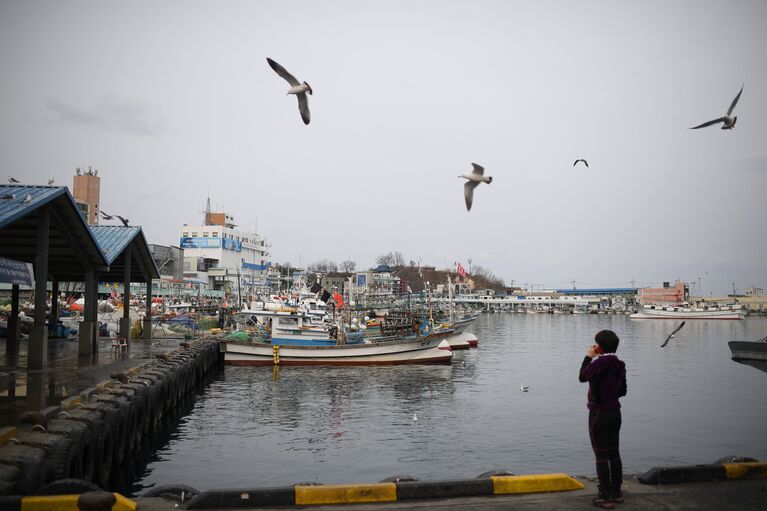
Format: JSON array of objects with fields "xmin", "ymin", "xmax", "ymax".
[
  {"xmin": 555, "ymin": 288, "xmax": 638, "ymax": 295},
  {"xmin": 0, "ymin": 185, "xmax": 107, "ymax": 279},
  {"xmin": 89, "ymin": 225, "xmax": 160, "ymax": 282}
]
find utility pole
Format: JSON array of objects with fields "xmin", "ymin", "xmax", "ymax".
[
  {"xmin": 467, "ymin": 258, "xmax": 472, "ymax": 275},
  {"xmin": 732, "ymin": 282, "xmax": 737, "ymax": 297},
  {"xmin": 571, "ymin": 280, "xmax": 576, "ymax": 290},
  {"xmin": 630, "ymin": 278, "xmax": 636, "ymax": 289}
]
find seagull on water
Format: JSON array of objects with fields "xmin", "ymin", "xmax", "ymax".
[
  {"xmin": 266, "ymin": 57, "xmax": 312, "ymax": 125},
  {"xmin": 661, "ymin": 321, "xmax": 686, "ymax": 348},
  {"xmin": 520, "ymin": 385, "xmax": 529, "ymax": 392},
  {"xmin": 458, "ymin": 163, "xmax": 493, "ymax": 211},
  {"xmin": 573, "ymin": 159, "xmax": 588, "ymax": 167},
  {"xmin": 8, "ymin": 177, "xmax": 19, "ymax": 183},
  {"xmin": 412, "ymin": 413, "xmax": 418, "ymax": 421},
  {"xmin": 690, "ymin": 84, "xmax": 743, "ymax": 130}
]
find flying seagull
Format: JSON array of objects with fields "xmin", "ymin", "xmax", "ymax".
[
  {"xmin": 520, "ymin": 385, "xmax": 529, "ymax": 392},
  {"xmin": 690, "ymin": 84, "xmax": 743, "ymax": 130},
  {"xmin": 266, "ymin": 57, "xmax": 312, "ymax": 125},
  {"xmin": 458, "ymin": 163, "xmax": 493, "ymax": 211},
  {"xmin": 100, "ymin": 211, "xmax": 114, "ymax": 220},
  {"xmin": 573, "ymin": 159, "xmax": 588, "ymax": 167},
  {"xmin": 661, "ymin": 321, "xmax": 686, "ymax": 348},
  {"xmin": 8, "ymin": 177, "xmax": 19, "ymax": 183},
  {"xmin": 48, "ymin": 178, "xmax": 55, "ymax": 185},
  {"xmin": 114, "ymin": 215, "xmax": 130, "ymax": 227}
]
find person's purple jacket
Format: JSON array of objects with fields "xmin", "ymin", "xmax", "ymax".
[{"xmin": 579, "ymin": 354, "xmax": 627, "ymax": 410}]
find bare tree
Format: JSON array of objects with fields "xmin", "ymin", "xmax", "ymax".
[
  {"xmin": 311, "ymin": 259, "xmax": 338, "ymax": 273},
  {"xmin": 376, "ymin": 251, "xmax": 405, "ymax": 267},
  {"xmin": 341, "ymin": 260, "xmax": 356, "ymax": 272},
  {"xmin": 375, "ymin": 252, "xmax": 396, "ymax": 266}
]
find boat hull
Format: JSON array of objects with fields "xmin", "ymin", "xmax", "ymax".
[
  {"xmin": 630, "ymin": 308, "xmax": 745, "ymax": 320},
  {"xmin": 728, "ymin": 341, "xmax": 767, "ymax": 361},
  {"xmin": 222, "ymin": 335, "xmax": 453, "ymax": 366}
]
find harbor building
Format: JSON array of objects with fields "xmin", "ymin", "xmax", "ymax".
[
  {"xmin": 639, "ymin": 281, "xmax": 688, "ymax": 305},
  {"xmin": 180, "ymin": 199, "xmax": 270, "ymax": 297},
  {"xmin": 72, "ymin": 167, "xmax": 101, "ymax": 224}
]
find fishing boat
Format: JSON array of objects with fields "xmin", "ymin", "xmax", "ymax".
[
  {"xmin": 630, "ymin": 303, "xmax": 746, "ymax": 320},
  {"xmin": 223, "ymin": 308, "xmax": 454, "ymax": 365}
]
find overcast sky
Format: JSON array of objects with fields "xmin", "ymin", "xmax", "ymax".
[{"xmin": 2, "ymin": 1, "xmax": 765, "ymax": 295}]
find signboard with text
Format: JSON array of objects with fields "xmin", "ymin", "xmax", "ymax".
[
  {"xmin": 0, "ymin": 256, "xmax": 34, "ymax": 287},
  {"xmin": 180, "ymin": 237, "xmax": 221, "ymax": 249}
]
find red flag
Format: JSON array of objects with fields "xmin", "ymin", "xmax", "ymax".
[
  {"xmin": 333, "ymin": 292, "xmax": 344, "ymax": 308},
  {"xmin": 457, "ymin": 263, "xmax": 467, "ymax": 277}
]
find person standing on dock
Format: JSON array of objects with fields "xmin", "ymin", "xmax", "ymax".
[{"xmin": 579, "ymin": 330, "xmax": 627, "ymax": 509}]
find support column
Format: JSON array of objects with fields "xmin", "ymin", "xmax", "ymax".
[
  {"xmin": 142, "ymin": 278, "xmax": 153, "ymax": 340},
  {"xmin": 7, "ymin": 284, "xmax": 19, "ymax": 353},
  {"xmin": 29, "ymin": 207, "xmax": 50, "ymax": 370},
  {"xmin": 50, "ymin": 280, "xmax": 59, "ymax": 336},
  {"xmin": 120, "ymin": 251, "xmax": 132, "ymax": 342},
  {"xmin": 79, "ymin": 270, "xmax": 96, "ymax": 357}
]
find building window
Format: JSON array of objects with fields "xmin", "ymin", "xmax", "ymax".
[
  {"xmin": 203, "ymin": 232, "xmax": 209, "ymax": 237},
  {"xmin": 212, "ymin": 232, "xmax": 218, "ymax": 237},
  {"xmin": 192, "ymin": 232, "xmax": 198, "ymax": 237},
  {"xmin": 182, "ymin": 232, "xmax": 189, "ymax": 237}
]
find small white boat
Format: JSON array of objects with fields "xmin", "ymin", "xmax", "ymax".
[{"xmin": 630, "ymin": 304, "xmax": 746, "ymax": 320}]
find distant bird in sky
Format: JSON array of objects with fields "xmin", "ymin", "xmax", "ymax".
[
  {"xmin": 573, "ymin": 159, "xmax": 588, "ymax": 167},
  {"xmin": 661, "ymin": 321, "xmax": 686, "ymax": 348},
  {"xmin": 266, "ymin": 57, "xmax": 312, "ymax": 125},
  {"xmin": 690, "ymin": 84, "xmax": 743, "ymax": 130},
  {"xmin": 8, "ymin": 177, "xmax": 19, "ymax": 183},
  {"xmin": 48, "ymin": 177, "xmax": 55, "ymax": 185},
  {"xmin": 1, "ymin": 193, "xmax": 15, "ymax": 200},
  {"xmin": 22, "ymin": 194, "xmax": 32, "ymax": 204},
  {"xmin": 459, "ymin": 163, "xmax": 493, "ymax": 211},
  {"xmin": 521, "ymin": 385, "xmax": 529, "ymax": 392}
]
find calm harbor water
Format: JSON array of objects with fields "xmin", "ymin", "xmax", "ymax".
[{"xmin": 134, "ymin": 314, "xmax": 767, "ymax": 494}]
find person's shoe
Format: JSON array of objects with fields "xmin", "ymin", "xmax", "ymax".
[
  {"xmin": 592, "ymin": 495, "xmax": 616, "ymax": 509},
  {"xmin": 609, "ymin": 491, "xmax": 624, "ymax": 504}
]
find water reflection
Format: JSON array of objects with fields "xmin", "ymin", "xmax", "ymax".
[{"xmin": 131, "ymin": 315, "xmax": 767, "ymax": 492}]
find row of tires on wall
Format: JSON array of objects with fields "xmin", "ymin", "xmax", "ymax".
[{"xmin": 0, "ymin": 340, "xmax": 222, "ymax": 495}]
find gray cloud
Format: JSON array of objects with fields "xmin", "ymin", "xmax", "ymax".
[{"xmin": 47, "ymin": 96, "xmax": 167, "ymax": 135}]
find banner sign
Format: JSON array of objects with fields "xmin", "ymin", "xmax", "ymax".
[
  {"xmin": 357, "ymin": 274, "xmax": 367, "ymax": 287},
  {"xmin": 180, "ymin": 237, "xmax": 221, "ymax": 249},
  {"xmin": 0, "ymin": 256, "xmax": 34, "ymax": 287},
  {"xmin": 222, "ymin": 238, "xmax": 242, "ymax": 252}
]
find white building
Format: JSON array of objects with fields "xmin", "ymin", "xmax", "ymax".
[{"xmin": 180, "ymin": 207, "xmax": 270, "ymax": 297}]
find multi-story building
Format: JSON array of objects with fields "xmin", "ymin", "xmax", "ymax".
[
  {"xmin": 639, "ymin": 281, "xmax": 687, "ymax": 305},
  {"xmin": 180, "ymin": 202, "xmax": 270, "ymax": 297},
  {"xmin": 72, "ymin": 167, "xmax": 101, "ymax": 224}
]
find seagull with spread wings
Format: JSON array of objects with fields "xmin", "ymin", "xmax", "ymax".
[
  {"xmin": 458, "ymin": 163, "xmax": 493, "ymax": 211},
  {"xmin": 573, "ymin": 159, "xmax": 588, "ymax": 167},
  {"xmin": 661, "ymin": 321, "xmax": 686, "ymax": 348},
  {"xmin": 690, "ymin": 85, "xmax": 743, "ymax": 130},
  {"xmin": 266, "ymin": 57, "xmax": 312, "ymax": 125}
]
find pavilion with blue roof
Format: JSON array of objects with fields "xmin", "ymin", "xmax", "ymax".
[{"xmin": 0, "ymin": 184, "xmax": 159, "ymax": 369}]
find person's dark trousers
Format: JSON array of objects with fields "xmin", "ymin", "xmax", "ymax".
[{"xmin": 589, "ymin": 408, "xmax": 623, "ymax": 497}]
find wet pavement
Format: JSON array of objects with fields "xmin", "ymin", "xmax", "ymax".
[
  {"xmin": 133, "ymin": 476, "xmax": 767, "ymax": 510},
  {"xmin": 0, "ymin": 333, "xmax": 192, "ymax": 427}
]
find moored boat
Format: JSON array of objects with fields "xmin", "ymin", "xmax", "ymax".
[
  {"xmin": 630, "ymin": 303, "xmax": 746, "ymax": 320},
  {"xmin": 728, "ymin": 337, "xmax": 767, "ymax": 361}
]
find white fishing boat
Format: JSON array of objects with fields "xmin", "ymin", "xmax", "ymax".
[{"xmin": 630, "ymin": 304, "xmax": 746, "ymax": 320}]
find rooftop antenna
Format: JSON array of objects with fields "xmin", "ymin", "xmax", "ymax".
[{"xmin": 571, "ymin": 279, "xmax": 577, "ymax": 290}]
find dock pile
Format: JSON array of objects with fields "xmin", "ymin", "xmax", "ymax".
[{"xmin": 0, "ymin": 339, "xmax": 222, "ymax": 495}]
